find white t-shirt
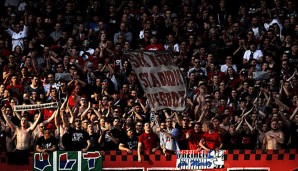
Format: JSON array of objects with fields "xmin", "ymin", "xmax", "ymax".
[
  {"xmin": 160, "ymin": 128, "xmax": 180, "ymax": 151},
  {"xmin": 220, "ymin": 64, "xmax": 237, "ymax": 73},
  {"xmin": 243, "ymin": 49, "xmax": 263, "ymax": 61}
]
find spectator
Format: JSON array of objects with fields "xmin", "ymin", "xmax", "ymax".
[
  {"xmin": 62, "ymin": 117, "xmax": 91, "ymax": 152},
  {"xmin": 6, "ymin": 19, "xmax": 28, "ymax": 50},
  {"xmin": 118, "ymin": 128, "xmax": 138, "ymax": 153},
  {"xmin": 0, "ymin": 0, "xmax": 297, "ymax": 158},
  {"xmin": 220, "ymin": 55, "xmax": 238, "ymax": 73},
  {"xmin": 144, "ymin": 35, "xmax": 166, "ymax": 51},
  {"xmin": 186, "ymin": 122, "xmax": 203, "ymax": 150},
  {"xmin": 175, "ymin": 115, "xmax": 191, "ymax": 150},
  {"xmin": 137, "ymin": 122, "xmax": 159, "ymax": 162},
  {"xmin": 199, "ymin": 121, "xmax": 223, "ymax": 151},
  {"xmin": 2, "ymin": 107, "xmax": 41, "ymax": 164},
  {"xmin": 87, "ymin": 123, "xmax": 100, "ymax": 151},
  {"xmin": 160, "ymin": 118, "xmax": 180, "ymax": 154},
  {"xmin": 113, "ymin": 22, "xmax": 132, "ymax": 45},
  {"xmin": 35, "ymin": 128, "xmax": 58, "ymax": 154},
  {"xmin": 243, "ymin": 43, "xmax": 264, "ymax": 66},
  {"xmin": 263, "ymin": 120, "xmax": 284, "ymax": 150},
  {"xmin": 99, "ymin": 118, "xmax": 120, "ymax": 150}
]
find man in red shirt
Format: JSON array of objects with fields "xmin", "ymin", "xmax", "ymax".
[
  {"xmin": 137, "ymin": 122, "xmax": 159, "ymax": 162},
  {"xmin": 199, "ymin": 121, "xmax": 223, "ymax": 151},
  {"xmin": 6, "ymin": 75, "xmax": 24, "ymax": 101},
  {"xmin": 144, "ymin": 35, "xmax": 165, "ymax": 51},
  {"xmin": 186, "ymin": 122, "xmax": 204, "ymax": 150}
]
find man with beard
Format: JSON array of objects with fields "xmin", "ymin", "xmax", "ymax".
[{"xmin": 263, "ymin": 120, "xmax": 284, "ymax": 150}]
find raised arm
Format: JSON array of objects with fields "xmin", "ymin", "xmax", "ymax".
[
  {"xmin": 163, "ymin": 110, "xmax": 171, "ymax": 119},
  {"xmin": 6, "ymin": 27, "xmax": 14, "ymax": 36},
  {"xmin": 66, "ymin": 104, "xmax": 74, "ymax": 124},
  {"xmin": 265, "ymin": 93, "xmax": 271, "ymax": 107},
  {"xmin": 242, "ymin": 107, "xmax": 254, "ymax": 118},
  {"xmin": 0, "ymin": 116, "xmax": 5, "ymax": 127},
  {"xmin": 55, "ymin": 107, "xmax": 61, "ymax": 128},
  {"xmin": 258, "ymin": 110, "xmax": 267, "ymax": 118},
  {"xmin": 275, "ymin": 99, "xmax": 290, "ymax": 111},
  {"xmin": 286, "ymin": 70, "xmax": 297, "ymax": 82},
  {"xmin": 236, "ymin": 118, "xmax": 244, "ymax": 132},
  {"xmin": 198, "ymin": 109, "xmax": 206, "ymax": 123},
  {"xmin": 282, "ymin": 85, "xmax": 290, "ymax": 97},
  {"xmin": 244, "ymin": 118, "xmax": 254, "ymax": 131},
  {"xmin": 252, "ymin": 91, "xmax": 262, "ymax": 105},
  {"xmin": 13, "ymin": 111, "xmax": 22, "ymax": 120},
  {"xmin": 174, "ymin": 112, "xmax": 182, "ymax": 126},
  {"xmin": 93, "ymin": 108, "xmax": 102, "ymax": 119},
  {"xmin": 28, "ymin": 111, "xmax": 41, "ymax": 131},
  {"xmin": 279, "ymin": 108, "xmax": 291, "ymax": 128},
  {"xmin": 289, "ymin": 107, "xmax": 298, "ymax": 121},
  {"xmin": 2, "ymin": 107, "xmax": 16, "ymax": 131},
  {"xmin": 134, "ymin": 111, "xmax": 144, "ymax": 121},
  {"xmin": 80, "ymin": 102, "xmax": 91, "ymax": 120},
  {"xmin": 139, "ymin": 100, "xmax": 147, "ymax": 114},
  {"xmin": 43, "ymin": 108, "xmax": 57, "ymax": 125}
]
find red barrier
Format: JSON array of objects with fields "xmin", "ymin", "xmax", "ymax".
[{"xmin": 0, "ymin": 150, "xmax": 297, "ymax": 171}]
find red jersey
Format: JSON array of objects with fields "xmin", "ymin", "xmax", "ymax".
[
  {"xmin": 138, "ymin": 132, "xmax": 159, "ymax": 152},
  {"xmin": 202, "ymin": 131, "xmax": 222, "ymax": 150},
  {"xmin": 187, "ymin": 130, "xmax": 204, "ymax": 150}
]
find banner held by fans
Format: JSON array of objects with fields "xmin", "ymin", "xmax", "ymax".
[
  {"xmin": 14, "ymin": 102, "xmax": 58, "ymax": 111},
  {"xmin": 176, "ymin": 150, "xmax": 224, "ymax": 170},
  {"xmin": 128, "ymin": 51, "xmax": 186, "ymax": 111}
]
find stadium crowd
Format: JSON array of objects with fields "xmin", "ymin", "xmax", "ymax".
[{"xmin": 0, "ymin": 0, "xmax": 297, "ymax": 164}]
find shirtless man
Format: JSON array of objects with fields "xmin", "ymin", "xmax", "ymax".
[
  {"xmin": 2, "ymin": 107, "xmax": 41, "ymax": 164},
  {"xmin": 263, "ymin": 120, "xmax": 284, "ymax": 150}
]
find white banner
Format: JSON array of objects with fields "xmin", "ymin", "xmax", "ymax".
[
  {"xmin": 176, "ymin": 150, "xmax": 224, "ymax": 170},
  {"xmin": 128, "ymin": 51, "xmax": 186, "ymax": 111},
  {"xmin": 14, "ymin": 102, "xmax": 58, "ymax": 111}
]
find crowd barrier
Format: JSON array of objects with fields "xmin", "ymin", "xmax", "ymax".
[{"xmin": 0, "ymin": 149, "xmax": 297, "ymax": 171}]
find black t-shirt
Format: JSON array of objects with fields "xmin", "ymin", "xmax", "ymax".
[
  {"xmin": 64, "ymin": 128, "xmax": 90, "ymax": 151},
  {"xmin": 290, "ymin": 122, "xmax": 298, "ymax": 148},
  {"xmin": 25, "ymin": 85, "xmax": 45, "ymax": 97},
  {"xmin": 225, "ymin": 132, "xmax": 242, "ymax": 149},
  {"xmin": 0, "ymin": 130, "xmax": 7, "ymax": 152},
  {"xmin": 103, "ymin": 128, "xmax": 121, "ymax": 150},
  {"xmin": 36, "ymin": 136, "xmax": 58, "ymax": 150},
  {"xmin": 119, "ymin": 136, "xmax": 138, "ymax": 150},
  {"xmin": 89, "ymin": 133, "xmax": 100, "ymax": 151}
]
